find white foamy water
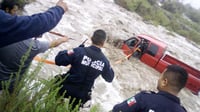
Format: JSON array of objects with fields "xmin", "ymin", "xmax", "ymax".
[{"xmin": 26, "ymin": 0, "xmax": 200, "ymax": 111}]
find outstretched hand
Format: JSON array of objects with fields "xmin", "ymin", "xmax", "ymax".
[
  {"xmin": 59, "ymin": 36, "xmax": 69, "ymax": 43},
  {"xmin": 50, "ymin": 37, "xmax": 68, "ymax": 48},
  {"xmin": 56, "ymin": 0, "xmax": 68, "ymax": 12}
]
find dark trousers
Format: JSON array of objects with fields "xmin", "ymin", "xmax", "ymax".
[
  {"xmin": 58, "ymin": 84, "xmax": 91, "ymax": 109},
  {"xmin": 55, "ymin": 75, "xmax": 91, "ymax": 109}
]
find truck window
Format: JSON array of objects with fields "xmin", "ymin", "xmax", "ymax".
[
  {"xmin": 125, "ymin": 38, "xmax": 138, "ymax": 47},
  {"xmin": 147, "ymin": 44, "xmax": 158, "ymax": 57}
]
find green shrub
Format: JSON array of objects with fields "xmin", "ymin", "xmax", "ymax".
[
  {"xmin": 114, "ymin": 0, "xmax": 200, "ymax": 45},
  {"xmin": 188, "ymin": 30, "xmax": 200, "ymax": 44},
  {"xmin": 155, "ymin": 9, "xmax": 170, "ymax": 26},
  {"xmin": 0, "ymin": 55, "xmax": 99, "ymax": 112},
  {"xmin": 0, "ymin": 56, "xmax": 73, "ymax": 112},
  {"xmin": 126, "ymin": 0, "xmax": 142, "ymax": 11}
]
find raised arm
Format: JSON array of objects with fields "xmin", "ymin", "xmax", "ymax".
[{"xmin": 0, "ymin": 0, "xmax": 68, "ymax": 47}]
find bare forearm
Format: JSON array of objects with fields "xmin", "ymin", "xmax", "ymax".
[{"xmin": 50, "ymin": 37, "xmax": 68, "ymax": 48}]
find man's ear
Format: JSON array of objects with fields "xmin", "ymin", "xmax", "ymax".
[
  {"xmin": 161, "ymin": 78, "xmax": 168, "ymax": 87},
  {"xmin": 101, "ymin": 40, "xmax": 106, "ymax": 46},
  {"xmin": 100, "ymin": 42, "xmax": 104, "ymax": 47}
]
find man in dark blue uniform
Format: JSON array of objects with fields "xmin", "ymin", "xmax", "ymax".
[
  {"xmin": 55, "ymin": 29, "xmax": 114, "ymax": 109},
  {"xmin": 112, "ymin": 65, "xmax": 188, "ymax": 112}
]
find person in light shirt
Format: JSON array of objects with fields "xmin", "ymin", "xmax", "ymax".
[{"xmin": 0, "ymin": 0, "xmax": 68, "ymax": 93}]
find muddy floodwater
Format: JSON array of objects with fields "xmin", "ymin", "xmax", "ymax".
[{"xmin": 26, "ymin": 0, "xmax": 200, "ymax": 111}]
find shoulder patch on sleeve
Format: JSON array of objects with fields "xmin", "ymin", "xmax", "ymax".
[
  {"xmin": 126, "ymin": 97, "xmax": 136, "ymax": 107},
  {"xmin": 67, "ymin": 49, "xmax": 74, "ymax": 55}
]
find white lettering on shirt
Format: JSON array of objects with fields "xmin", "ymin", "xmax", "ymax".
[
  {"xmin": 148, "ymin": 109, "xmax": 155, "ymax": 112},
  {"xmin": 81, "ymin": 55, "xmax": 91, "ymax": 66},
  {"xmin": 91, "ymin": 60, "xmax": 105, "ymax": 71},
  {"xmin": 81, "ymin": 55, "xmax": 104, "ymax": 71}
]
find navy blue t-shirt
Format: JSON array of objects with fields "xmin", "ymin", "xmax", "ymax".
[
  {"xmin": 0, "ymin": 6, "xmax": 64, "ymax": 47},
  {"xmin": 55, "ymin": 45, "xmax": 114, "ymax": 89},
  {"xmin": 113, "ymin": 91, "xmax": 186, "ymax": 112}
]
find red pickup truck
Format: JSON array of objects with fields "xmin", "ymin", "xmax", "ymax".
[{"xmin": 120, "ymin": 34, "xmax": 200, "ymax": 95}]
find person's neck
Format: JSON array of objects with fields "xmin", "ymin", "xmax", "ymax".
[
  {"xmin": 92, "ymin": 44, "xmax": 102, "ymax": 48},
  {"xmin": 160, "ymin": 89, "xmax": 178, "ymax": 96},
  {"xmin": 167, "ymin": 91, "xmax": 178, "ymax": 96}
]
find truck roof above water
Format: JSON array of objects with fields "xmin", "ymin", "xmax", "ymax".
[
  {"xmin": 137, "ymin": 34, "xmax": 167, "ymax": 50},
  {"xmin": 120, "ymin": 34, "xmax": 200, "ymax": 95}
]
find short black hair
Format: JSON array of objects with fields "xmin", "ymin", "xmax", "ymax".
[
  {"xmin": 91, "ymin": 29, "xmax": 106, "ymax": 46},
  {"xmin": 164, "ymin": 64, "xmax": 188, "ymax": 91},
  {"xmin": 0, "ymin": 0, "xmax": 19, "ymax": 11}
]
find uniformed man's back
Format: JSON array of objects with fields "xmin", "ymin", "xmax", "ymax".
[
  {"xmin": 138, "ymin": 91, "xmax": 186, "ymax": 112},
  {"xmin": 112, "ymin": 65, "xmax": 188, "ymax": 112}
]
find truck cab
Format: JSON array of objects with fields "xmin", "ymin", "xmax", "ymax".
[
  {"xmin": 121, "ymin": 34, "xmax": 200, "ymax": 95},
  {"xmin": 122, "ymin": 34, "xmax": 167, "ymax": 68}
]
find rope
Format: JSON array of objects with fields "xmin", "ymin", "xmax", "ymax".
[
  {"xmin": 114, "ymin": 47, "xmax": 140, "ymax": 64},
  {"xmin": 34, "ymin": 56, "xmax": 55, "ymax": 65},
  {"xmin": 49, "ymin": 31, "xmax": 75, "ymax": 40},
  {"xmin": 33, "ymin": 56, "xmax": 71, "ymax": 68}
]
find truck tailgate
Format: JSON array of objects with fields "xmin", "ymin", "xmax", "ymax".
[
  {"xmin": 163, "ymin": 54, "xmax": 200, "ymax": 79},
  {"xmin": 162, "ymin": 54, "xmax": 200, "ymax": 95}
]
